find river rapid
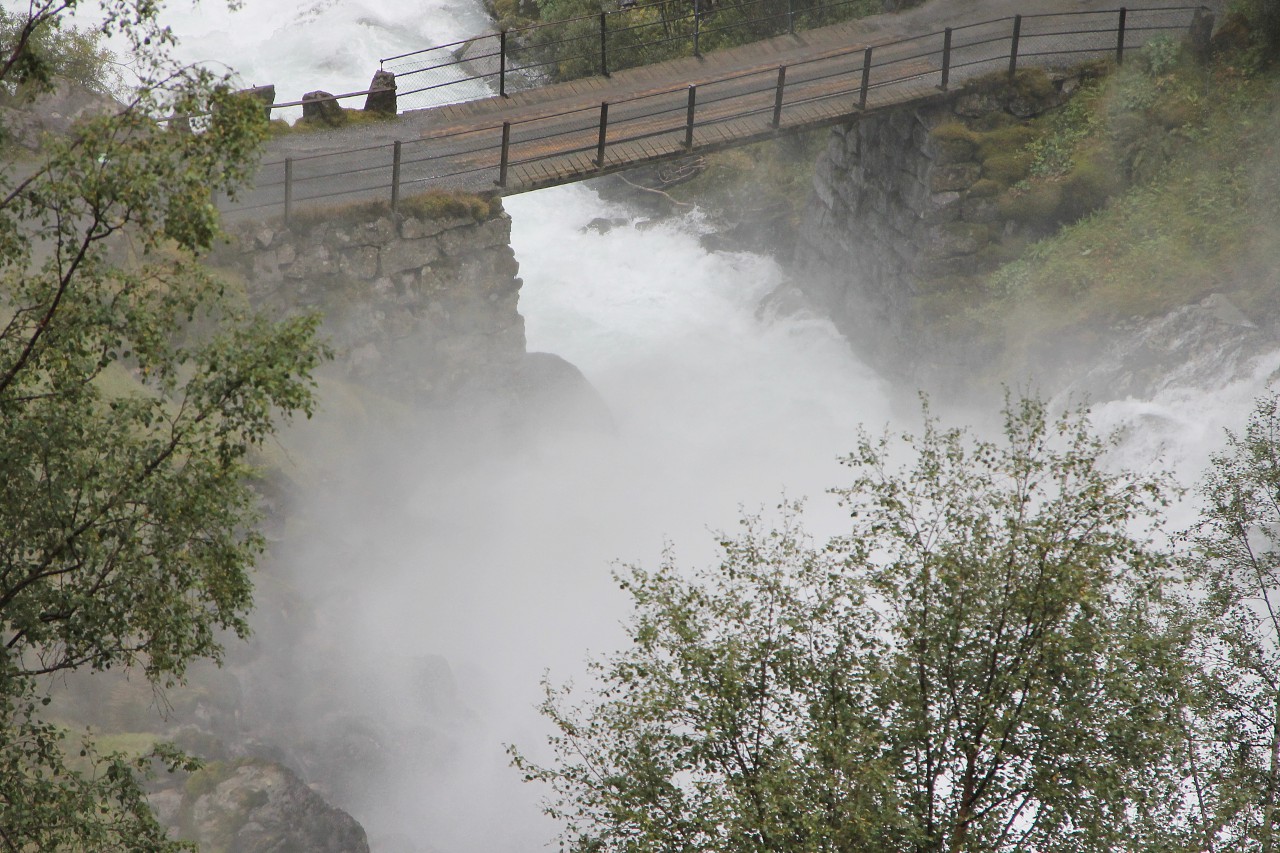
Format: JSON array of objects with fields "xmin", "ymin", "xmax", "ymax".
[{"xmin": 53, "ymin": 1, "xmax": 1280, "ymax": 849}]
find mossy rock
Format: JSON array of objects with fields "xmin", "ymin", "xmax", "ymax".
[
  {"xmin": 967, "ymin": 178, "xmax": 1003, "ymax": 198},
  {"xmin": 968, "ymin": 110, "xmax": 1020, "ymax": 132},
  {"xmin": 975, "ymin": 124, "xmax": 1039, "ymax": 162},
  {"xmin": 1211, "ymin": 12, "xmax": 1254, "ymax": 55},
  {"xmin": 931, "ymin": 122, "xmax": 979, "ymax": 163},
  {"xmin": 1009, "ymin": 68, "xmax": 1057, "ymax": 103},
  {"xmin": 982, "ymin": 150, "xmax": 1033, "ymax": 185},
  {"xmin": 998, "ymin": 182, "xmax": 1064, "ymax": 227},
  {"xmin": 285, "ymin": 189, "xmax": 499, "ymax": 234},
  {"xmin": 181, "ymin": 759, "xmax": 369, "ymax": 853},
  {"xmin": 1058, "ymin": 151, "xmax": 1118, "ymax": 221}
]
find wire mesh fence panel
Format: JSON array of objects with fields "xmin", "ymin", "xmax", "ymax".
[{"xmin": 388, "ymin": 37, "xmax": 502, "ymax": 112}]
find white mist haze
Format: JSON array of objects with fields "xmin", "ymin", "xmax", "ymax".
[
  {"xmin": 246, "ymin": 184, "xmax": 901, "ymax": 851},
  {"xmin": 42, "ymin": 1, "xmax": 1280, "ymax": 850}
]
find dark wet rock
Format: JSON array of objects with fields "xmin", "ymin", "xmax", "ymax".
[
  {"xmin": 583, "ymin": 216, "xmax": 629, "ymax": 234},
  {"xmin": 302, "ymin": 90, "xmax": 346, "ymax": 126},
  {"xmin": 515, "ymin": 351, "xmax": 614, "ymax": 435},
  {"xmin": 1069, "ymin": 293, "xmax": 1271, "ymax": 402},
  {"xmin": 364, "ymin": 70, "xmax": 397, "ymax": 115}
]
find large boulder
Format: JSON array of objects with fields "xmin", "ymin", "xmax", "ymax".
[
  {"xmin": 182, "ymin": 759, "xmax": 370, "ymax": 853},
  {"xmin": 301, "ymin": 90, "xmax": 346, "ymax": 126}
]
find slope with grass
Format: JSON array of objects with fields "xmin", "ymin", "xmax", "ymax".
[{"xmin": 793, "ymin": 14, "xmax": 1280, "ymax": 395}]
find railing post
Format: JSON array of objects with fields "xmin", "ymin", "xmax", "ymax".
[
  {"xmin": 1008, "ymin": 14, "xmax": 1022, "ymax": 78},
  {"xmin": 391, "ymin": 141, "xmax": 402, "ymax": 212},
  {"xmin": 787, "ymin": 0, "xmax": 795, "ymax": 35},
  {"xmin": 500, "ymin": 30, "xmax": 508, "ymax": 97},
  {"xmin": 859, "ymin": 46, "xmax": 873, "ymax": 110},
  {"xmin": 498, "ymin": 121, "xmax": 511, "ymax": 187},
  {"xmin": 595, "ymin": 101, "xmax": 609, "ymax": 168},
  {"xmin": 694, "ymin": 0, "xmax": 701, "ymax": 57},
  {"xmin": 600, "ymin": 12, "xmax": 609, "ymax": 77},
  {"xmin": 284, "ymin": 157, "xmax": 293, "ymax": 225},
  {"xmin": 1116, "ymin": 7, "xmax": 1128, "ymax": 65},
  {"xmin": 685, "ymin": 85, "xmax": 697, "ymax": 150},
  {"xmin": 940, "ymin": 27, "xmax": 952, "ymax": 90},
  {"xmin": 772, "ymin": 65, "xmax": 786, "ymax": 128}
]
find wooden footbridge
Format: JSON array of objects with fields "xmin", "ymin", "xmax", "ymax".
[{"xmin": 223, "ymin": 1, "xmax": 1210, "ymax": 221}]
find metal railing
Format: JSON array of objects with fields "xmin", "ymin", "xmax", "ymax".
[
  {"xmin": 222, "ymin": 6, "xmax": 1208, "ymax": 223},
  {"xmin": 380, "ymin": 0, "xmax": 874, "ymax": 110}
]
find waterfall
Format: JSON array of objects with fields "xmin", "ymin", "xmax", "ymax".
[{"xmin": 115, "ymin": 2, "xmax": 1280, "ymax": 849}]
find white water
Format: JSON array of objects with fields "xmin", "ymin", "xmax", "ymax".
[{"xmin": 35, "ymin": 2, "xmax": 1280, "ymax": 850}]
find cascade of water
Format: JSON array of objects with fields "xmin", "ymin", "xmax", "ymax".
[{"xmin": 56, "ymin": 1, "xmax": 1280, "ymax": 848}]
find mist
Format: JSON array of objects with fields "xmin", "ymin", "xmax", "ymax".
[
  {"xmin": 63, "ymin": 0, "xmax": 1280, "ymax": 850},
  {"xmin": 231, "ymin": 182, "xmax": 909, "ymax": 851}
]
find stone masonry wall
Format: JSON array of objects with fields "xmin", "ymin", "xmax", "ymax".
[{"xmin": 217, "ymin": 207, "xmax": 525, "ymax": 404}]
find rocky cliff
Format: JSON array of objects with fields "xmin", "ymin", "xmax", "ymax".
[{"xmin": 791, "ymin": 71, "xmax": 1090, "ymax": 387}]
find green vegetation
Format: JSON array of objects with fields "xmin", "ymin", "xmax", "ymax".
[
  {"xmin": 980, "ymin": 54, "xmax": 1277, "ymax": 362},
  {"xmin": 518, "ymin": 394, "xmax": 1280, "ymax": 853},
  {"xmin": 0, "ymin": 8, "xmax": 118, "ymax": 99},
  {"xmin": 504, "ymin": 0, "xmax": 879, "ymax": 82},
  {"xmin": 285, "ymin": 187, "xmax": 502, "ymax": 233},
  {"xmin": 0, "ymin": 2, "xmax": 325, "ymax": 849},
  {"xmin": 266, "ymin": 105, "xmax": 399, "ymax": 137},
  {"xmin": 666, "ymin": 131, "xmax": 828, "ymax": 252},
  {"xmin": 903, "ymin": 25, "xmax": 1280, "ymax": 371},
  {"xmin": 518, "ymin": 395, "xmax": 1280, "ymax": 853}
]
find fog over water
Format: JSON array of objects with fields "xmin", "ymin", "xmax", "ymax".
[{"xmin": 75, "ymin": 1, "xmax": 1280, "ymax": 849}]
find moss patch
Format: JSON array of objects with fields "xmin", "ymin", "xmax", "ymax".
[
  {"xmin": 268, "ymin": 107, "xmax": 398, "ymax": 136},
  {"xmin": 284, "ymin": 188, "xmax": 501, "ymax": 234}
]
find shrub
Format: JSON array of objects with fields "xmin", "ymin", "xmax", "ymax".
[{"xmin": 0, "ymin": 9, "xmax": 119, "ymax": 99}]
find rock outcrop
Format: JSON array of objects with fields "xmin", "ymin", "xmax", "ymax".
[
  {"xmin": 179, "ymin": 759, "xmax": 370, "ymax": 853},
  {"xmin": 0, "ymin": 78, "xmax": 121, "ymax": 151},
  {"xmin": 792, "ymin": 70, "xmax": 1090, "ymax": 384}
]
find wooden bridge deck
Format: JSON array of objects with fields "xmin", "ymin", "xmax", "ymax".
[{"xmin": 225, "ymin": 0, "xmax": 1208, "ymax": 220}]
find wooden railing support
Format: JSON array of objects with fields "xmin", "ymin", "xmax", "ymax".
[
  {"xmin": 1116, "ymin": 7, "xmax": 1128, "ymax": 64},
  {"xmin": 391, "ymin": 141, "xmax": 402, "ymax": 211},
  {"xmin": 940, "ymin": 27, "xmax": 952, "ymax": 90},
  {"xmin": 498, "ymin": 121, "xmax": 511, "ymax": 187},
  {"xmin": 859, "ymin": 46, "xmax": 872, "ymax": 110},
  {"xmin": 1009, "ymin": 14, "xmax": 1022, "ymax": 77},
  {"xmin": 772, "ymin": 65, "xmax": 786, "ymax": 128},
  {"xmin": 685, "ymin": 85, "xmax": 697, "ymax": 150},
  {"xmin": 595, "ymin": 101, "xmax": 609, "ymax": 168}
]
